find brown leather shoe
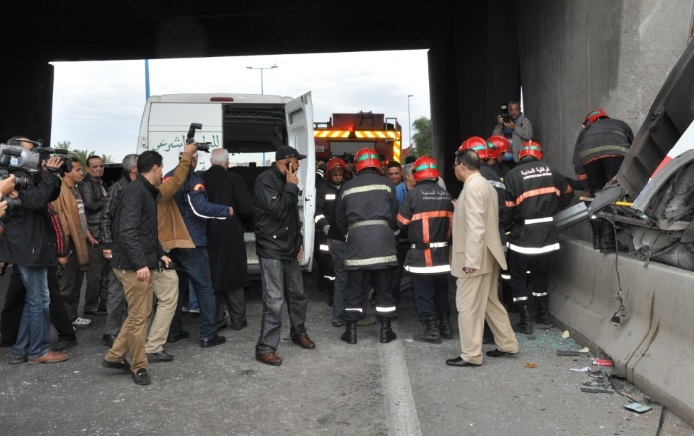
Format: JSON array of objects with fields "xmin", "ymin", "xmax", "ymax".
[
  {"xmin": 255, "ymin": 352, "xmax": 282, "ymax": 366},
  {"xmin": 29, "ymin": 350, "xmax": 68, "ymax": 364},
  {"xmin": 291, "ymin": 334, "xmax": 316, "ymax": 350}
]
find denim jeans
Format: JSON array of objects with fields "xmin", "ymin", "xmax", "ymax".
[
  {"xmin": 255, "ymin": 257, "xmax": 309, "ymax": 355},
  {"xmin": 169, "ymin": 247, "xmax": 217, "ymax": 340},
  {"xmin": 11, "ymin": 266, "xmax": 50, "ymax": 360},
  {"xmin": 328, "ymin": 239, "xmax": 347, "ymax": 323}
]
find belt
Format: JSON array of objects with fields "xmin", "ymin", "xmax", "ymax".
[
  {"xmin": 348, "ymin": 219, "xmax": 389, "ymax": 231},
  {"xmin": 410, "ymin": 242, "xmax": 448, "ymax": 249}
]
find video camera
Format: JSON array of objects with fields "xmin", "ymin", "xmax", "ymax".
[
  {"xmin": 499, "ymin": 104, "xmax": 512, "ymax": 123},
  {"xmin": 186, "ymin": 123, "xmax": 211, "ymax": 153},
  {"xmin": 0, "ymin": 140, "xmax": 68, "ymax": 217}
]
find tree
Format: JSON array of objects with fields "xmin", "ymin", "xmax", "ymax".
[
  {"xmin": 52, "ymin": 140, "xmax": 112, "ymax": 168},
  {"xmin": 410, "ymin": 117, "xmax": 432, "ymax": 158}
]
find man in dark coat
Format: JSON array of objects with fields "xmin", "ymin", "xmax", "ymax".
[{"xmin": 201, "ymin": 148, "xmax": 253, "ymax": 331}]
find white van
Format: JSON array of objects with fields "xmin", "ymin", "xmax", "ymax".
[{"xmin": 136, "ymin": 92, "xmax": 316, "ymax": 273}]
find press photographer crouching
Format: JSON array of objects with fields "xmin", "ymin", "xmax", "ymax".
[{"xmin": 0, "ymin": 136, "xmax": 70, "ymax": 364}]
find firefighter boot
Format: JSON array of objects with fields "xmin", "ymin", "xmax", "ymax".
[
  {"xmin": 534, "ymin": 295, "xmax": 551, "ymax": 325},
  {"xmin": 590, "ymin": 220, "xmax": 602, "ymax": 250},
  {"xmin": 380, "ymin": 320, "xmax": 397, "ymax": 344},
  {"xmin": 600, "ymin": 220, "xmax": 629, "ymax": 254},
  {"xmin": 340, "ymin": 322, "xmax": 357, "ymax": 344},
  {"xmin": 414, "ymin": 317, "xmax": 441, "ymax": 344},
  {"xmin": 516, "ymin": 304, "xmax": 534, "ymax": 335},
  {"xmin": 439, "ymin": 314, "xmax": 453, "ymax": 340}
]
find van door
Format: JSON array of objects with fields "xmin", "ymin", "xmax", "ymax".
[{"xmin": 285, "ymin": 92, "xmax": 315, "ymax": 269}]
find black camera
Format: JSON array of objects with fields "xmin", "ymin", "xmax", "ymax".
[
  {"xmin": 0, "ymin": 141, "xmax": 68, "ymax": 175},
  {"xmin": 499, "ymin": 104, "xmax": 512, "ymax": 123},
  {"xmin": 157, "ymin": 259, "xmax": 176, "ymax": 271},
  {"xmin": 186, "ymin": 123, "xmax": 212, "ymax": 153}
]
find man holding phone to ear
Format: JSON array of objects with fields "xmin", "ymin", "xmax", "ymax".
[{"xmin": 253, "ymin": 145, "xmax": 315, "ymax": 366}]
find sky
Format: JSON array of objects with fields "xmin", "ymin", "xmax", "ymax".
[{"xmin": 50, "ymin": 50, "xmax": 431, "ymax": 163}]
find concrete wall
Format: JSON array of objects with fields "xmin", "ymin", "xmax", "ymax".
[{"xmin": 549, "ymin": 237, "xmax": 694, "ymax": 426}]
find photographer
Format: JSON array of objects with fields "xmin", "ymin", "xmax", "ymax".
[
  {"xmin": 0, "ymin": 136, "xmax": 69, "ymax": 364},
  {"xmin": 492, "ymin": 99, "xmax": 533, "ymax": 163},
  {"xmin": 0, "ymin": 174, "xmax": 16, "ymax": 222}
]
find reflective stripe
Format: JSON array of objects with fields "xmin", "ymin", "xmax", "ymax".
[
  {"xmin": 405, "ymin": 264, "xmax": 451, "ymax": 273},
  {"xmin": 348, "ymin": 219, "xmax": 389, "ymax": 231},
  {"xmin": 342, "ymin": 184, "xmax": 392, "ymax": 198},
  {"xmin": 325, "ymin": 194, "xmax": 336, "ymax": 200},
  {"xmin": 507, "ymin": 187, "xmax": 561, "ymax": 207},
  {"xmin": 323, "ymin": 275, "xmax": 336, "ymax": 281},
  {"xmin": 532, "ymin": 292, "xmax": 548, "ymax": 297},
  {"xmin": 508, "ymin": 243, "xmax": 560, "ymax": 254},
  {"xmin": 345, "ymin": 255, "xmax": 397, "ymax": 267},
  {"xmin": 488, "ymin": 180, "xmax": 506, "ymax": 190},
  {"xmin": 513, "ymin": 296, "xmax": 529, "ymax": 302},
  {"xmin": 397, "ymin": 213, "xmax": 411, "ymax": 226},
  {"xmin": 314, "ymin": 214, "xmax": 326, "ymax": 223},
  {"xmin": 345, "ymin": 308, "xmax": 363, "ymax": 312},
  {"xmin": 410, "ymin": 242, "xmax": 448, "ymax": 249},
  {"xmin": 319, "ymin": 244, "xmax": 329, "ymax": 251},
  {"xmin": 579, "ymin": 144, "xmax": 629, "ymax": 160},
  {"xmin": 186, "ymin": 194, "xmax": 227, "ymax": 220},
  {"xmin": 500, "ymin": 273, "xmax": 511, "ymax": 280},
  {"xmin": 525, "ymin": 217, "xmax": 553, "ymax": 225},
  {"xmin": 376, "ymin": 306, "xmax": 396, "ymax": 312}
]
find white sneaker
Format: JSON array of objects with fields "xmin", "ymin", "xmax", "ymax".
[
  {"xmin": 188, "ymin": 308, "xmax": 200, "ymax": 314},
  {"xmin": 72, "ymin": 317, "xmax": 92, "ymax": 326}
]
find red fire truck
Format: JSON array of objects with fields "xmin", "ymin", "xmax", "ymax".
[{"xmin": 313, "ymin": 111, "xmax": 403, "ymax": 163}]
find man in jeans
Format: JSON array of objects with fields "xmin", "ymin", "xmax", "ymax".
[
  {"xmin": 165, "ymin": 150, "xmax": 231, "ymax": 348},
  {"xmin": 2, "ymin": 136, "xmax": 68, "ymax": 365},
  {"xmin": 79, "ymin": 155, "xmax": 109, "ymax": 315},
  {"xmin": 253, "ymin": 145, "xmax": 315, "ymax": 366}
]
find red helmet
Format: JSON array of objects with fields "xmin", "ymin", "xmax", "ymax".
[
  {"xmin": 519, "ymin": 140, "xmax": 543, "ymax": 160},
  {"xmin": 456, "ymin": 136, "xmax": 490, "ymax": 159},
  {"xmin": 486, "ymin": 135, "xmax": 510, "ymax": 159},
  {"xmin": 326, "ymin": 157, "xmax": 347, "ymax": 173},
  {"xmin": 412, "ymin": 156, "xmax": 439, "ymax": 182},
  {"xmin": 354, "ymin": 148, "xmax": 381, "ymax": 173},
  {"xmin": 583, "ymin": 108, "xmax": 608, "ymax": 127}
]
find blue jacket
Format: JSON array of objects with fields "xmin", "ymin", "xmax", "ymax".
[{"xmin": 165, "ymin": 168, "xmax": 229, "ymax": 247}]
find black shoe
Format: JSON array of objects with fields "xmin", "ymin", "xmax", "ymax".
[
  {"xmin": 52, "ymin": 339, "xmax": 77, "ymax": 351},
  {"xmin": 486, "ymin": 348, "xmax": 515, "ymax": 357},
  {"xmin": 231, "ymin": 319, "xmax": 248, "ymax": 330},
  {"xmin": 131, "ymin": 368, "xmax": 151, "ymax": 385},
  {"xmin": 146, "ymin": 350, "xmax": 174, "ymax": 362},
  {"xmin": 216, "ymin": 322, "xmax": 228, "ymax": 333},
  {"xmin": 84, "ymin": 308, "xmax": 107, "ymax": 316},
  {"xmin": 102, "ymin": 358, "xmax": 131, "ymax": 373},
  {"xmin": 167, "ymin": 330, "xmax": 190, "ymax": 343},
  {"xmin": 200, "ymin": 334, "xmax": 226, "ymax": 348},
  {"xmin": 445, "ymin": 356, "xmax": 481, "ymax": 367},
  {"xmin": 102, "ymin": 334, "xmax": 117, "ymax": 347},
  {"xmin": 332, "ymin": 320, "xmax": 346, "ymax": 328}
]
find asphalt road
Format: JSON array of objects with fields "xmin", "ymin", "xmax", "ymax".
[{"xmin": 0, "ymin": 269, "xmax": 691, "ymax": 435}]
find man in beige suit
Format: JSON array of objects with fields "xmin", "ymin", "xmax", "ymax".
[{"xmin": 446, "ymin": 149, "xmax": 519, "ymax": 367}]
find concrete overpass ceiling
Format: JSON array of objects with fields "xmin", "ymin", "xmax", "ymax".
[{"xmin": 10, "ymin": 1, "xmax": 452, "ymax": 62}]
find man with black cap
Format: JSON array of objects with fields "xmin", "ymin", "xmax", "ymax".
[{"xmin": 253, "ymin": 145, "xmax": 315, "ymax": 366}]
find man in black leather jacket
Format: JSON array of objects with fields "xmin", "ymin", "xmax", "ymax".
[
  {"xmin": 252, "ymin": 145, "xmax": 315, "ymax": 366},
  {"xmin": 79, "ymin": 155, "xmax": 109, "ymax": 315}
]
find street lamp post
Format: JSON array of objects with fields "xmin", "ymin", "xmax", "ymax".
[
  {"xmin": 246, "ymin": 64, "xmax": 278, "ymax": 95},
  {"xmin": 407, "ymin": 94, "xmax": 413, "ymax": 149}
]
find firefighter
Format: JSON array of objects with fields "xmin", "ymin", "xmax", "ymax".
[
  {"xmin": 396, "ymin": 156, "xmax": 454, "ymax": 343},
  {"xmin": 486, "ymin": 135, "xmax": 512, "ymax": 179},
  {"xmin": 335, "ymin": 148, "xmax": 399, "ymax": 345},
  {"xmin": 314, "ymin": 158, "xmax": 346, "ymax": 313},
  {"xmin": 504, "ymin": 141, "xmax": 573, "ymax": 334},
  {"xmin": 573, "ymin": 109, "xmax": 633, "ymax": 253}
]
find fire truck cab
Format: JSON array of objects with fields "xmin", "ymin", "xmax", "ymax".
[{"xmin": 313, "ymin": 111, "xmax": 403, "ymax": 164}]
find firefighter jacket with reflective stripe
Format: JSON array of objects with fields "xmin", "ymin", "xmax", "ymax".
[
  {"xmin": 315, "ymin": 179, "xmax": 344, "ymax": 243},
  {"xmin": 396, "ymin": 180, "xmax": 453, "ymax": 274},
  {"xmin": 504, "ymin": 158, "xmax": 573, "ymax": 254},
  {"xmin": 480, "ymin": 165, "xmax": 508, "ymax": 247},
  {"xmin": 572, "ymin": 118, "xmax": 634, "ymax": 183},
  {"xmin": 335, "ymin": 169, "xmax": 399, "ymax": 270}
]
